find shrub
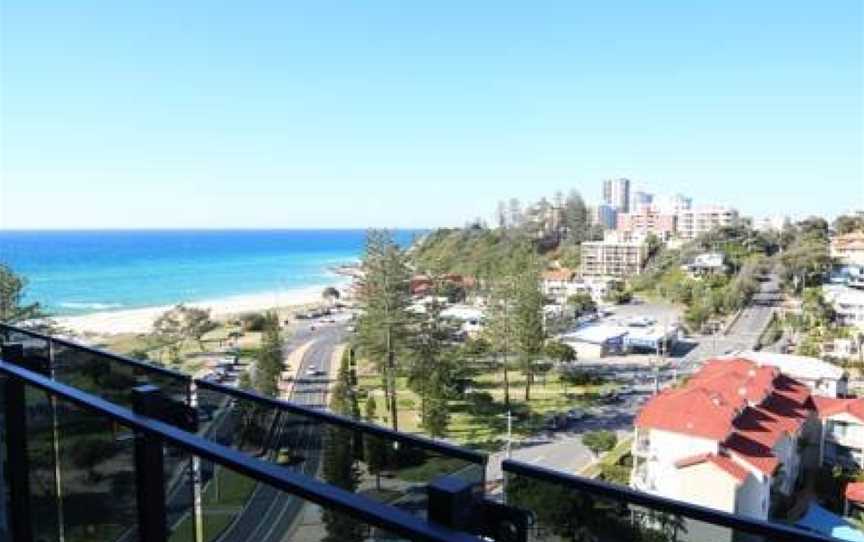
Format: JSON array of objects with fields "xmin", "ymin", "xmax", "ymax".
[
  {"xmin": 239, "ymin": 312, "xmax": 268, "ymax": 332},
  {"xmin": 583, "ymin": 430, "xmax": 617, "ymax": 456}
]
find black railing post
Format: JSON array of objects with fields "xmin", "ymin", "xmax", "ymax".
[
  {"xmin": 133, "ymin": 385, "xmax": 168, "ymax": 542},
  {"xmin": 2, "ymin": 343, "xmax": 34, "ymax": 542}
]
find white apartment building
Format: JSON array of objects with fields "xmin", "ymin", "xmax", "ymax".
[
  {"xmin": 823, "ymin": 284, "xmax": 864, "ymax": 331},
  {"xmin": 655, "ymin": 193, "xmax": 693, "ymax": 214},
  {"xmin": 580, "ymin": 239, "xmax": 647, "ymax": 278},
  {"xmin": 631, "ymin": 358, "xmax": 822, "ymax": 526},
  {"xmin": 541, "ymin": 268, "xmax": 616, "ymax": 305},
  {"xmin": 832, "ymin": 231, "xmax": 864, "ymax": 266},
  {"xmin": 602, "ymin": 178, "xmax": 631, "ymax": 212},
  {"xmin": 730, "ymin": 350, "xmax": 849, "ymax": 398},
  {"xmin": 815, "ymin": 396, "xmax": 864, "ymax": 470},
  {"xmin": 675, "ymin": 206, "xmax": 740, "ymax": 240}
]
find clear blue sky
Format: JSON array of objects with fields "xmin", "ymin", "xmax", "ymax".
[{"xmin": 1, "ymin": 1, "xmax": 862, "ymax": 229}]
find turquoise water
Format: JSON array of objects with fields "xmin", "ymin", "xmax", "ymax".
[{"xmin": 0, "ymin": 230, "xmax": 421, "ymax": 316}]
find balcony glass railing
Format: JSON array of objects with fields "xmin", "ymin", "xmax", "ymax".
[
  {"xmin": 0, "ymin": 324, "xmax": 839, "ymax": 542},
  {"xmin": 502, "ymin": 460, "xmax": 832, "ymax": 542},
  {"xmin": 0, "ymin": 357, "xmax": 480, "ymax": 542},
  {"xmin": 195, "ymin": 380, "xmax": 486, "ymax": 519}
]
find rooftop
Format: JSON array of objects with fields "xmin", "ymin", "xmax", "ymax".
[
  {"xmin": 814, "ymin": 396, "xmax": 864, "ymax": 423},
  {"xmin": 732, "ymin": 351, "xmax": 846, "ymax": 381},
  {"xmin": 675, "ymin": 452, "xmax": 750, "ymax": 483},
  {"xmin": 636, "ymin": 357, "xmax": 815, "ymax": 476}
]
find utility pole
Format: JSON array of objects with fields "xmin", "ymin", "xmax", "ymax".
[{"xmin": 506, "ymin": 410, "xmax": 513, "ymax": 459}]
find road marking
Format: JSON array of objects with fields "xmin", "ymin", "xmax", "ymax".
[{"xmin": 279, "ymin": 339, "xmax": 318, "ymax": 398}]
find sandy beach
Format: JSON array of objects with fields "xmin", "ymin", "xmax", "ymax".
[{"xmin": 55, "ymin": 283, "xmax": 349, "ymax": 336}]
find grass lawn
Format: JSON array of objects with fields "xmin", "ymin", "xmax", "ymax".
[
  {"xmin": 169, "ymin": 510, "xmax": 237, "ymax": 542},
  {"xmin": 356, "ymin": 361, "xmax": 616, "ymax": 450},
  {"xmin": 202, "ymin": 466, "xmax": 257, "ymax": 507},
  {"xmin": 581, "ymin": 436, "xmax": 633, "ymax": 479}
]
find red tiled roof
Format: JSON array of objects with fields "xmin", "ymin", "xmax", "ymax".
[
  {"xmin": 724, "ymin": 433, "xmax": 780, "ymax": 476},
  {"xmin": 847, "ymin": 482, "xmax": 864, "ymax": 503},
  {"xmin": 814, "ymin": 396, "xmax": 864, "ymax": 423},
  {"xmin": 542, "ymin": 268, "xmax": 577, "ymax": 282},
  {"xmin": 635, "ymin": 387, "xmax": 738, "ymax": 440},
  {"xmin": 675, "ymin": 452, "xmax": 750, "ymax": 483},
  {"xmin": 637, "ymin": 357, "xmax": 818, "ymax": 477}
]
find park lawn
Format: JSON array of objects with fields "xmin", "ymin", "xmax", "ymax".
[
  {"xmin": 95, "ymin": 322, "xmax": 264, "ymax": 375},
  {"xmin": 355, "ymin": 360, "xmax": 614, "ymax": 449}
]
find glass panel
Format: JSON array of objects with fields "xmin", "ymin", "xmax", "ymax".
[
  {"xmin": 0, "ymin": 376, "xmax": 8, "ymax": 542},
  {"xmin": 165, "ymin": 444, "xmax": 196, "ymax": 542},
  {"xmin": 53, "ymin": 342, "xmax": 190, "ymax": 409},
  {"xmin": 504, "ymin": 469, "xmax": 809, "ymax": 542},
  {"xmin": 26, "ymin": 385, "xmax": 62, "ymax": 542},
  {"xmin": 197, "ymin": 459, "xmax": 402, "ymax": 542},
  {"xmin": 196, "ymin": 383, "xmax": 485, "ymax": 519},
  {"xmin": 3, "ymin": 328, "xmax": 51, "ymax": 367},
  {"xmin": 54, "ymin": 392, "xmax": 139, "ymax": 542}
]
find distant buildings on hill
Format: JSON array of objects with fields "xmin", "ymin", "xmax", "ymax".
[
  {"xmin": 602, "ymin": 178, "xmax": 631, "ymax": 213},
  {"xmin": 580, "ymin": 179, "xmax": 742, "ymax": 280}
]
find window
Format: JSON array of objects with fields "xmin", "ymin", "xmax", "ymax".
[{"xmin": 830, "ymin": 420, "xmax": 850, "ymax": 438}]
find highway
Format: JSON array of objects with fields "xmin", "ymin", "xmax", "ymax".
[{"xmin": 211, "ymin": 319, "xmax": 348, "ymax": 542}]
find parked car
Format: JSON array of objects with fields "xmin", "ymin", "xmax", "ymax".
[{"xmin": 276, "ymin": 447, "xmax": 305, "ymax": 466}]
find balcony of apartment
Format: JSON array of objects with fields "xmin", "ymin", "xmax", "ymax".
[
  {"xmin": 629, "ymin": 462, "xmax": 656, "ymax": 493},
  {"xmin": 633, "ymin": 432, "xmax": 651, "ymax": 457},
  {"xmin": 0, "ymin": 323, "xmax": 835, "ymax": 542},
  {"xmin": 826, "ymin": 421, "xmax": 864, "ymax": 451}
]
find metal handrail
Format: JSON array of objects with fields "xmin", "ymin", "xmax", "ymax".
[
  {"xmin": 1, "ymin": 322, "xmax": 487, "ymax": 466},
  {"xmin": 1, "ymin": 323, "xmax": 190, "ymax": 382},
  {"xmin": 196, "ymin": 379, "xmax": 487, "ymax": 465},
  {"xmin": 502, "ymin": 459, "xmax": 834, "ymax": 542},
  {"xmin": 0, "ymin": 359, "xmax": 480, "ymax": 542}
]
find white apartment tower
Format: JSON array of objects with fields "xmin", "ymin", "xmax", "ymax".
[{"xmin": 602, "ymin": 178, "xmax": 631, "ymax": 213}]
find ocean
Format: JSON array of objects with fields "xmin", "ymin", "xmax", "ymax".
[{"xmin": 0, "ymin": 230, "xmax": 421, "ymax": 316}]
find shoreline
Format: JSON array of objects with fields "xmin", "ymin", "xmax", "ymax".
[{"xmin": 54, "ymin": 281, "xmax": 351, "ymax": 336}]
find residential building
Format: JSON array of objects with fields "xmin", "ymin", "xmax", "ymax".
[
  {"xmin": 409, "ymin": 273, "xmax": 476, "ymax": 297},
  {"xmin": 831, "ymin": 231, "xmax": 864, "ymax": 266},
  {"xmin": 815, "ymin": 396, "xmax": 864, "ymax": 470},
  {"xmin": 602, "ymin": 177, "xmax": 631, "ymax": 212},
  {"xmin": 631, "ymin": 358, "xmax": 822, "ymax": 524},
  {"xmin": 656, "ymin": 193, "xmax": 693, "ymax": 214},
  {"xmin": 675, "ymin": 206, "xmax": 740, "ymax": 240},
  {"xmin": 541, "ymin": 267, "xmax": 581, "ymax": 304},
  {"xmin": 616, "ymin": 207, "xmax": 677, "ymax": 241},
  {"xmin": 580, "ymin": 239, "xmax": 647, "ymax": 278},
  {"xmin": 755, "ymin": 215, "xmax": 791, "ymax": 233},
  {"xmin": 732, "ymin": 350, "xmax": 849, "ymax": 398},
  {"xmin": 541, "ymin": 268, "xmax": 617, "ymax": 306},
  {"xmin": 830, "ymin": 264, "xmax": 864, "ymax": 289},
  {"xmin": 630, "ymin": 190, "xmax": 654, "ymax": 213},
  {"xmin": 823, "ymin": 284, "xmax": 864, "ymax": 331},
  {"xmin": 593, "ymin": 203, "xmax": 618, "ymax": 230},
  {"xmin": 682, "ymin": 252, "xmax": 727, "ymax": 278}
]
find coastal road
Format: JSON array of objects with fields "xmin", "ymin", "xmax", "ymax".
[
  {"xmin": 485, "ymin": 390, "xmax": 649, "ymax": 485},
  {"xmin": 213, "ymin": 318, "xmax": 349, "ymax": 542},
  {"xmin": 676, "ymin": 273, "xmax": 781, "ymax": 373}
]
